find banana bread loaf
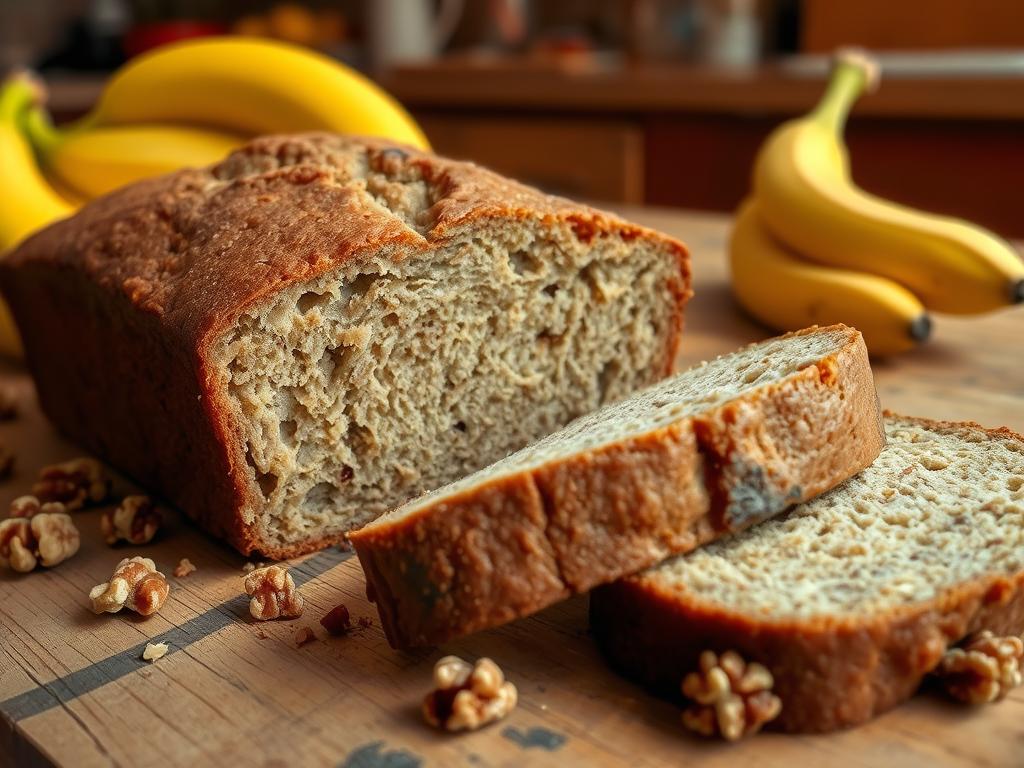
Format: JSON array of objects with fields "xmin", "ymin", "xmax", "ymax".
[{"xmin": 0, "ymin": 133, "xmax": 690, "ymax": 557}]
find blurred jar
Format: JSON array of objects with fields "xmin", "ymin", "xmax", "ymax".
[{"xmin": 696, "ymin": 0, "xmax": 761, "ymax": 69}]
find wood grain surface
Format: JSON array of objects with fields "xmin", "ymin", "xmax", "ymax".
[{"xmin": 1, "ymin": 208, "xmax": 1022, "ymax": 768}]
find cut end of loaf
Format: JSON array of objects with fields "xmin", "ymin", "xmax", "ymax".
[{"xmin": 216, "ymin": 214, "xmax": 687, "ymax": 555}]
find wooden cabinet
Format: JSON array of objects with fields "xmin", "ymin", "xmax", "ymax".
[
  {"xmin": 390, "ymin": 60, "xmax": 1024, "ymax": 237},
  {"xmin": 416, "ymin": 114, "xmax": 645, "ymax": 203}
]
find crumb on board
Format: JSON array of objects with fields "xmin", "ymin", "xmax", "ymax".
[
  {"xmin": 173, "ymin": 558, "xmax": 197, "ymax": 578},
  {"xmin": 294, "ymin": 626, "xmax": 316, "ymax": 647},
  {"xmin": 320, "ymin": 604, "xmax": 351, "ymax": 636},
  {"xmin": 143, "ymin": 642, "xmax": 169, "ymax": 662}
]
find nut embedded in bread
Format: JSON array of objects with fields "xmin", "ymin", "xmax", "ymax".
[
  {"xmin": 0, "ymin": 133, "xmax": 691, "ymax": 558},
  {"xmin": 351, "ymin": 325, "xmax": 884, "ymax": 648},
  {"xmin": 590, "ymin": 414, "xmax": 1024, "ymax": 733}
]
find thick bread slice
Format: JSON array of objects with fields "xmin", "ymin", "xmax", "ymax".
[
  {"xmin": 350, "ymin": 325, "xmax": 884, "ymax": 648},
  {"xmin": 590, "ymin": 414, "xmax": 1024, "ymax": 733},
  {"xmin": 0, "ymin": 133, "xmax": 690, "ymax": 558}
]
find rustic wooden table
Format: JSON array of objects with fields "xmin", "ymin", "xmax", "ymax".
[{"xmin": 1, "ymin": 208, "xmax": 1022, "ymax": 768}]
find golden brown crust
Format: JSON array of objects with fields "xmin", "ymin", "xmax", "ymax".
[
  {"xmin": 589, "ymin": 415, "xmax": 1024, "ymax": 733},
  {"xmin": 350, "ymin": 325, "xmax": 884, "ymax": 648},
  {"xmin": 0, "ymin": 133, "xmax": 689, "ymax": 558}
]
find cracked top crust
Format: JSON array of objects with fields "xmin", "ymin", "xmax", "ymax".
[{"xmin": 7, "ymin": 133, "xmax": 670, "ymax": 348}]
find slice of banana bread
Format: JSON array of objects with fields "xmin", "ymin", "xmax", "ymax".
[
  {"xmin": 590, "ymin": 414, "xmax": 1024, "ymax": 733},
  {"xmin": 0, "ymin": 133, "xmax": 690, "ymax": 558},
  {"xmin": 350, "ymin": 325, "xmax": 884, "ymax": 648}
]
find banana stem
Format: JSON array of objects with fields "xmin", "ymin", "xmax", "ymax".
[
  {"xmin": 20, "ymin": 104, "xmax": 62, "ymax": 156},
  {"xmin": 0, "ymin": 72, "xmax": 43, "ymax": 123},
  {"xmin": 811, "ymin": 51, "xmax": 879, "ymax": 134}
]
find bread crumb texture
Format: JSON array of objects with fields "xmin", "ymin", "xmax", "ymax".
[{"xmin": 643, "ymin": 416, "xmax": 1024, "ymax": 618}]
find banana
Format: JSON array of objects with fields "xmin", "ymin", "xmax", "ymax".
[
  {"xmin": 730, "ymin": 200, "xmax": 930, "ymax": 356},
  {"xmin": 81, "ymin": 37, "xmax": 430, "ymax": 150},
  {"xmin": 0, "ymin": 75, "xmax": 74, "ymax": 251},
  {"xmin": 22, "ymin": 106, "xmax": 244, "ymax": 199},
  {"xmin": 0, "ymin": 73, "xmax": 75, "ymax": 358},
  {"xmin": 753, "ymin": 49, "xmax": 1024, "ymax": 315}
]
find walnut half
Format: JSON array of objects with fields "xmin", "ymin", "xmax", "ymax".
[
  {"xmin": 936, "ymin": 631, "xmax": 1024, "ymax": 704},
  {"xmin": 681, "ymin": 650, "xmax": 782, "ymax": 741},
  {"xmin": 89, "ymin": 556, "xmax": 170, "ymax": 616},
  {"xmin": 423, "ymin": 656, "xmax": 518, "ymax": 732},
  {"xmin": 34, "ymin": 458, "xmax": 110, "ymax": 510},
  {"xmin": 9, "ymin": 495, "xmax": 66, "ymax": 518},
  {"xmin": 100, "ymin": 495, "xmax": 162, "ymax": 545},
  {"xmin": 244, "ymin": 565, "xmax": 304, "ymax": 620},
  {"xmin": 0, "ymin": 513, "xmax": 80, "ymax": 573}
]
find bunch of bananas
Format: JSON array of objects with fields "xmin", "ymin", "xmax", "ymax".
[
  {"xmin": 730, "ymin": 50, "xmax": 1024, "ymax": 356},
  {"xmin": 0, "ymin": 36, "xmax": 430, "ymax": 357}
]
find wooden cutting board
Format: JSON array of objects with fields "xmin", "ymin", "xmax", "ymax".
[{"xmin": 2, "ymin": 208, "xmax": 1022, "ymax": 768}]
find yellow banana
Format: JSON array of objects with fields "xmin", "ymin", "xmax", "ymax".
[
  {"xmin": 730, "ymin": 200, "xmax": 930, "ymax": 357},
  {"xmin": 22, "ymin": 107, "xmax": 245, "ymax": 199},
  {"xmin": 82, "ymin": 37, "xmax": 430, "ymax": 150},
  {"xmin": 0, "ymin": 75, "xmax": 74, "ymax": 251},
  {"xmin": 0, "ymin": 73, "xmax": 75, "ymax": 358},
  {"xmin": 753, "ymin": 49, "xmax": 1024, "ymax": 315}
]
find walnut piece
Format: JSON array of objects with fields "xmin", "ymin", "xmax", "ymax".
[
  {"xmin": 173, "ymin": 558, "xmax": 196, "ymax": 578},
  {"xmin": 0, "ymin": 513, "xmax": 80, "ymax": 572},
  {"xmin": 100, "ymin": 495, "xmax": 162, "ymax": 545},
  {"xmin": 423, "ymin": 656, "xmax": 518, "ymax": 732},
  {"xmin": 244, "ymin": 565, "xmax": 304, "ymax": 620},
  {"xmin": 34, "ymin": 458, "xmax": 110, "ymax": 510},
  {"xmin": 143, "ymin": 642, "xmax": 169, "ymax": 662},
  {"xmin": 937, "ymin": 631, "xmax": 1024, "ymax": 704},
  {"xmin": 89, "ymin": 556, "xmax": 170, "ymax": 616},
  {"xmin": 0, "ymin": 442, "xmax": 14, "ymax": 480},
  {"xmin": 294, "ymin": 626, "xmax": 316, "ymax": 647},
  {"xmin": 9, "ymin": 495, "xmax": 65, "ymax": 518},
  {"xmin": 681, "ymin": 650, "xmax": 782, "ymax": 741},
  {"xmin": 320, "ymin": 604, "xmax": 351, "ymax": 636}
]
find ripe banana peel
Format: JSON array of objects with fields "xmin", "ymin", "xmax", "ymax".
[
  {"xmin": 730, "ymin": 200, "xmax": 930, "ymax": 357},
  {"xmin": 87, "ymin": 37, "xmax": 430, "ymax": 149},
  {"xmin": 0, "ymin": 74, "xmax": 75, "ymax": 358},
  {"xmin": 753, "ymin": 49, "xmax": 1024, "ymax": 315}
]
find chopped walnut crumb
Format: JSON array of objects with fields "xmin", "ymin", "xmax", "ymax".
[
  {"xmin": 294, "ymin": 626, "xmax": 316, "ymax": 647},
  {"xmin": 0, "ymin": 513, "xmax": 80, "ymax": 572},
  {"xmin": 100, "ymin": 495, "xmax": 161, "ymax": 545},
  {"xmin": 0, "ymin": 385, "xmax": 17, "ymax": 420},
  {"xmin": 423, "ymin": 656, "xmax": 518, "ymax": 732},
  {"xmin": 89, "ymin": 556, "xmax": 170, "ymax": 616},
  {"xmin": 681, "ymin": 650, "xmax": 782, "ymax": 741},
  {"xmin": 357, "ymin": 616, "xmax": 373, "ymax": 630},
  {"xmin": 143, "ymin": 642, "xmax": 169, "ymax": 662},
  {"xmin": 9, "ymin": 495, "xmax": 65, "ymax": 518},
  {"xmin": 937, "ymin": 631, "xmax": 1024, "ymax": 704},
  {"xmin": 0, "ymin": 443, "xmax": 13, "ymax": 480},
  {"xmin": 244, "ymin": 565, "xmax": 304, "ymax": 620},
  {"xmin": 320, "ymin": 604, "xmax": 351, "ymax": 636},
  {"xmin": 173, "ymin": 558, "xmax": 196, "ymax": 578},
  {"xmin": 34, "ymin": 458, "xmax": 110, "ymax": 510}
]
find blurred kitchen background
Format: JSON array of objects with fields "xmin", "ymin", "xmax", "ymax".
[{"xmin": 5, "ymin": 0, "xmax": 1023, "ymax": 235}]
